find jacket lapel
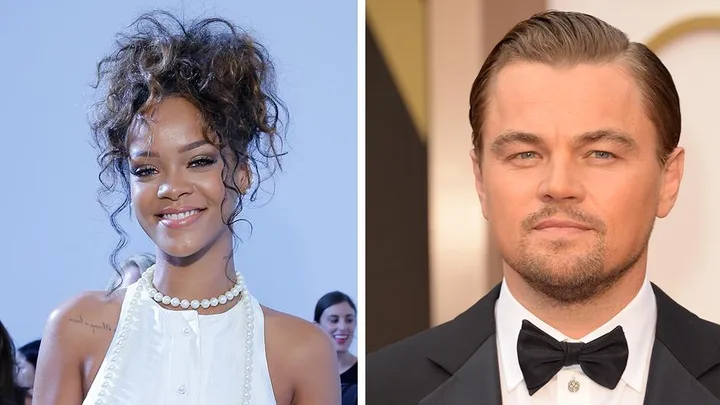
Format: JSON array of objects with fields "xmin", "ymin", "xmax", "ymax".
[
  {"xmin": 644, "ymin": 284, "xmax": 720, "ymax": 404},
  {"xmin": 412, "ymin": 283, "xmax": 720, "ymax": 405},
  {"xmin": 419, "ymin": 284, "xmax": 502, "ymax": 405},
  {"xmin": 419, "ymin": 337, "xmax": 502, "ymax": 405},
  {"xmin": 643, "ymin": 340, "xmax": 720, "ymax": 405}
]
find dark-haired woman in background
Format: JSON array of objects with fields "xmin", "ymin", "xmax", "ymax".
[
  {"xmin": 15, "ymin": 339, "xmax": 40, "ymax": 395},
  {"xmin": 314, "ymin": 292, "xmax": 357, "ymax": 405},
  {"xmin": 0, "ymin": 321, "xmax": 26, "ymax": 405},
  {"xmin": 33, "ymin": 11, "xmax": 338, "ymax": 405}
]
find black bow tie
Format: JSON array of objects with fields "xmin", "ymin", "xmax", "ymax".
[{"xmin": 517, "ymin": 319, "xmax": 629, "ymax": 395}]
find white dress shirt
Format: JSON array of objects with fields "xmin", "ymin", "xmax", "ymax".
[{"xmin": 495, "ymin": 278, "xmax": 657, "ymax": 405}]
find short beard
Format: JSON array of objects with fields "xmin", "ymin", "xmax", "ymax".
[{"xmin": 505, "ymin": 207, "xmax": 653, "ymax": 305}]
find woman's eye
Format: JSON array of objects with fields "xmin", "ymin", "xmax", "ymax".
[
  {"xmin": 131, "ymin": 166, "xmax": 156, "ymax": 177},
  {"xmin": 189, "ymin": 157, "xmax": 217, "ymax": 168}
]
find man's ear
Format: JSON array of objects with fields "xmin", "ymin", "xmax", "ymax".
[{"xmin": 657, "ymin": 147, "xmax": 685, "ymax": 218}]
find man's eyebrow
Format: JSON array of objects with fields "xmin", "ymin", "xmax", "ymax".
[
  {"xmin": 488, "ymin": 128, "xmax": 637, "ymax": 154},
  {"xmin": 489, "ymin": 131, "xmax": 544, "ymax": 154},
  {"xmin": 572, "ymin": 129, "xmax": 637, "ymax": 149}
]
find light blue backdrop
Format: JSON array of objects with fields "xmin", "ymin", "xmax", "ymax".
[{"xmin": 0, "ymin": 0, "xmax": 358, "ymax": 354}]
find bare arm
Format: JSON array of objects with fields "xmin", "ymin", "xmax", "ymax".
[
  {"xmin": 290, "ymin": 324, "xmax": 341, "ymax": 405},
  {"xmin": 33, "ymin": 292, "xmax": 116, "ymax": 405}
]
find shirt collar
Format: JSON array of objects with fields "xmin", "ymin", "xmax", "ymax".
[{"xmin": 495, "ymin": 277, "xmax": 657, "ymax": 393}]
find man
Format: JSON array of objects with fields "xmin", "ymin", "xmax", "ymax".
[{"xmin": 367, "ymin": 10, "xmax": 720, "ymax": 405}]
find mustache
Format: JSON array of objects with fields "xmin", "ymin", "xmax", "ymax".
[{"xmin": 521, "ymin": 205, "xmax": 606, "ymax": 234}]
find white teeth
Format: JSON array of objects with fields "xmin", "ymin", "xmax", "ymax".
[
  {"xmin": 162, "ymin": 210, "xmax": 199, "ymax": 221},
  {"xmin": 334, "ymin": 334, "xmax": 348, "ymax": 339}
]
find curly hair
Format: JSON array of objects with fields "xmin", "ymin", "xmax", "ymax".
[{"xmin": 90, "ymin": 10, "xmax": 287, "ymax": 283}]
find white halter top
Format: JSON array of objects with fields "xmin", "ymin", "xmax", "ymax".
[{"xmin": 82, "ymin": 280, "xmax": 277, "ymax": 405}]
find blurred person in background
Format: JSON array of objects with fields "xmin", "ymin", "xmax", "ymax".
[
  {"xmin": 315, "ymin": 291, "xmax": 357, "ymax": 405},
  {"xmin": 14, "ymin": 340, "xmax": 40, "ymax": 392},
  {"xmin": 0, "ymin": 321, "xmax": 27, "ymax": 405},
  {"xmin": 106, "ymin": 253, "xmax": 156, "ymax": 290}
]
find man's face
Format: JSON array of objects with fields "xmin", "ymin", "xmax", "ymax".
[{"xmin": 472, "ymin": 62, "xmax": 684, "ymax": 303}]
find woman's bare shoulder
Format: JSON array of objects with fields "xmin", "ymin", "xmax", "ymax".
[
  {"xmin": 34, "ymin": 289, "xmax": 128, "ymax": 403},
  {"xmin": 262, "ymin": 305, "xmax": 334, "ymax": 360},
  {"xmin": 44, "ymin": 289, "xmax": 126, "ymax": 351},
  {"xmin": 262, "ymin": 306, "xmax": 340, "ymax": 404}
]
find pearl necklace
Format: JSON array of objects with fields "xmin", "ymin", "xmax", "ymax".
[
  {"xmin": 143, "ymin": 267, "xmax": 243, "ymax": 309},
  {"xmin": 87, "ymin": 265, "xmax": 255, "ymax": 405}
]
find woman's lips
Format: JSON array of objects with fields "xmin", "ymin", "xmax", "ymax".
[
  {"xmin": 157, "ymin": 209, "xmax": 205, "ymax": 229},
  {"xmin": 333, "ymin": 334, "xmax": 349, "ymax": 344}
]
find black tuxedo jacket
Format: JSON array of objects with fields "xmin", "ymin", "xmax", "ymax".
[{"xmin": 367, "ymin": 284, "xmax": 720, "ymax": 404}]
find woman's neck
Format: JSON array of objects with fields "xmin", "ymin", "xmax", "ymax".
[
  {"xmin": 151, "ymin": 232, "xmax": 239, "ymax": 314},
  {"xmin": 337, "ymin": 351, "xmax": 357, "ymax": 372}
]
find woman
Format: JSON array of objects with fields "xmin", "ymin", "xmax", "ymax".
[
  {"xmin": 0, "ymin": 321, "xmax": 26, "ymax": 405},
  {"xmin": 314, "ymin": 292, "xmax": 357, "ymax": 405},
  {"xmin": 33, "ymin": 11, "xmax": 339, "ymax": 405},
  {"xmin": 15, "ymin": 339, "xmax": 40, "ymax": 392},
  {"xmin": 106, "ymin": 253, "xmax": 156, "ymax": 290}
]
